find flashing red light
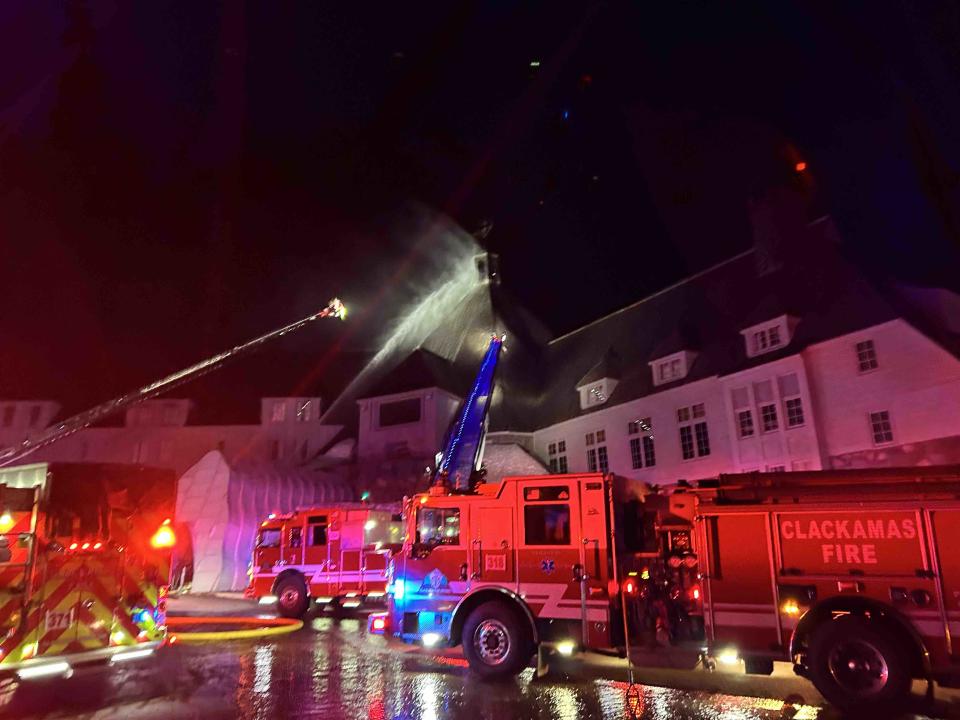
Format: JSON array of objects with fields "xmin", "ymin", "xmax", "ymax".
[
  {"xmin": 81, "ymin": 542, "xmax": 90, "ymax": 550},
  {"xmin": 795, "ymin": 161, "xmax": 807, "ymax": 172},
  {"xmin": 371, "ymin": 615, "xmax": 387, "ymax": 632},
  {"xmin": 691, "ymin": 585, "xmax": 701, "ymax": 601},
  {"xmin": 623, "ymin": 579, "xmax": 638, "ymax": 596},
  {"xmin": 150, "ymin": 525, "xmax": 176, "ymax": 549},
  {"xmin": 93, "ymin": 542, "xmax": 103, "ymax": 550},
  {"xmin": 69, "ymin": 542, "xmax": 78, "ymax": 551}
]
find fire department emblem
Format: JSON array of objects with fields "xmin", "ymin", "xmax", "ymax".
[
  {"xmin": 419, "ymin": 568, "xmax": 450, "ymax": 593},
  {"xmin": 540, "ymin": 558, "xmax": 556, "ymax": 575}
]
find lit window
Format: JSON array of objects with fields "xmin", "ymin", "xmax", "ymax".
[
  {"xmin": 760, "ymin": 404, "xmax": 779, "ymax": 432},
  {"xmin": 296, "ymin": 400, "xmax": 311, "ymax": 422},
  {"xmin": 785, "ymin": 397, "xmax": 805, "ymax": 427},
  {"xmin": 596, "ymin": 429, "xmax": 606, "ymax": 443},
  {"xmin": 870, "ymin": 411, "xmax": 893, "ymax": 444},
  {"xmin": 738, "ymin": 410, "xmax": 755, "ymax": 438},
  {"xmin": 629, "ymin": 418, "xmax": 655, "ymax": 469},
  {"xmin": 857, "ymin": 340, "xmax": 878, "ymax": 372}
]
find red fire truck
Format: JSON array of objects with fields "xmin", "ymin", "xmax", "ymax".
[
  {"xmin": 247, "ymin": 504, "xmax": 402, "ymax": 617},
  {"xmin": 376, "ymin": 466, "xmax": 960, "ymax": 714},
  {"xmin": 0, "ymin": 462, "xmax": 176, "ymax": 682}
]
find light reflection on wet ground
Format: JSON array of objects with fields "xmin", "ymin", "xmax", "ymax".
[{"xmin": 2, "ymin": 615, "xmax": 928, "ymax": 720}]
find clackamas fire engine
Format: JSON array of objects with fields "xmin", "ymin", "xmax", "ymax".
[
  {"xmin": 0, "ymin": 300, "xmax": 347, "ymax": 684},
  {"xmin": 246, "ymin": 504, "xmax": 402, "ymax": 617},
  {"xmin": 371, "ymin": 335, "xmax": 960, "ymax": 713}
]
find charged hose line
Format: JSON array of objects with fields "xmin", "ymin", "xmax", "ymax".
[{"xmin": 165, "ymin": 616, "xmax": 303, "ymax": 643}]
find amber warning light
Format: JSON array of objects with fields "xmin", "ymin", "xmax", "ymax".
[{"xmin": 151, "ymin": 519, "xmax": 176, "ymax": 549}]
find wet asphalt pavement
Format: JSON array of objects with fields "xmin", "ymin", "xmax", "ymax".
[{"xmin": 2, "ymin": 613, "xmax": 946, "ymax": 720}]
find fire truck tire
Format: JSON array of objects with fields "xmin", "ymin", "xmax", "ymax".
[
  {"xmin": 275, "ymin": 575, "xmax": 310, "ymax": 618},
  {"xmin": 461, "ymin": 601, "xmax": 533, "ymax": 678},
  {"xmin": 807, "ymin": 616, "xmax": 913, "ymax": 715}
]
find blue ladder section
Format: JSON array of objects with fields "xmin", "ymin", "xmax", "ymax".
[{"xmin": 437, "ymin": 335, "xmax": 503, "ymax": 491}]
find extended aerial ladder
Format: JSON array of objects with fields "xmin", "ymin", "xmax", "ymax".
[
  {"xmin": 0, "ymin": 298, "xmax": 347, "ymax": 467},
  {"xmin": 431, "ymin": 334, "xmax": 504, "ymax": 493}
]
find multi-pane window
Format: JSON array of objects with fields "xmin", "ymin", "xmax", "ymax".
[
  {"xmin": 785, "ymin": 397, "xmax": 805, "ymax": 427},
  {"xmin": 271, "ymin": 402, "xmax": 286, "ymax": 422},
  {"xmin": 857, "ymin": 340, "xmax": 878, "ymax": 372},
  {"xmin": 694, "ymin": 422, "xmax": 710, "ymax": 456},
  {"xmin": 586, "ymin": 431, "xmax": 606, "ymax": 472},
  {"xmin": 547, "ymin": 440, "xmax": 568, "ymax": 473},
  {"xmin": 597, "ymin": 446, "xmax": 609, "ymax": 474},
  {"xmin": 28, "ymin": 405, "xmax": 42, "ymax": 428},
  {"xmin": 677, "ymin": 405, "xmax": 709, "ymax": 460},
  {"xmin": 870, "ymin": 411, "xmax": 894, "ymax": 444},
  {"xmin": 760, "ymin": 403, "xmax": 779, "ymax": 432},
  {"xmin": 658, "ymin": 358, "xmax": 682, "ymax": 383},
  {"xmin": 628, "ymin": 418, "xmax": 655, "ymax": 470},
  {"xmin": 1, "ymin": 406, "xmax": 13, "ymax": 427},
  {"xmin": 751, "ymin": 326, "xmax": 783, "ymax": 355},
  {"xmin": 768, "ymin": 465, "xmax": 786, "ymax": 473},
  {"xmin": 738, "ymin": 410, "xmax": 755, "ymax": 438},
  {"xmin": 679, "ymin": 426, "xmax": 695, "ymax": 459}
]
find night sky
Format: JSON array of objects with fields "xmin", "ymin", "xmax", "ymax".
[{"xmin": 1, "ymin": 2, "xmax": 959, "ymax": 410}]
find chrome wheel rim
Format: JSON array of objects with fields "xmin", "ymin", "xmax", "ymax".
[
  {"xmin": 828, "ymin": 639, "xmax": 889, "ymax": 696},
  {"xmin": 473, "ymin": 619, "xmax": 510, "ymax": 665},
  {"xmin": 279, "ymin": 587, "xmax": 301, "ymax": 609}
]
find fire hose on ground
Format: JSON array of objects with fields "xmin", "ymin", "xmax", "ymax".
[{"xmin": 165, "ymin": 616, "xmax": 303, "ymax": 643}]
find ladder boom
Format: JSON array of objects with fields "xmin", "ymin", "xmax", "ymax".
[{"xmin": 0, "ymin": 298, "xmax": 346, "ymax": 467}]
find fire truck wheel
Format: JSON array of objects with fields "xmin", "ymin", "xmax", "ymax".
[
  {"xmin": 807, "ymin": 616, "xmax": 913, "ymax": 714},
  {"xmin": 461, "ymin": 601, "xmax": 532, "ymax": 678},
  {"xmin": 275, "ymin": 575, "xmax": 310, "ymax": 618}
]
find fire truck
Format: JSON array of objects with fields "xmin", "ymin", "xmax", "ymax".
[
  {"xmin": 246, "ymin": 504, "xmax": 402, "ymax": 617},
  {"xmin": 378, "ymin": 466, "xmax": 960, "ymax": 713},
  {"xmin": 0, "ymin": 462, "xmax": 176, "ymax": 681},
  {"xmin": 0, "ymin": 300, "xmax": 347, "ymax": 687}
]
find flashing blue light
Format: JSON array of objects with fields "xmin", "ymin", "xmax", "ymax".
[
  {"xmin": 562, "ymin": 109, "xmax": 570, "ymax": 120},
  {"xmin": 391, "ymin": 579, "xmax": 405, "ymax": 600},
  {"xmin": 133, "ymin": 609, "xmax": 149, "ymax": 624}
]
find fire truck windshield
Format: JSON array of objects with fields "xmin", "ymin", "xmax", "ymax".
[
  {"xmin": 258, "ymin": 529, "xmax": 281, "ymax": 548},
  {"xmin": 415, "ymin": 507, "xmax": 460, "ymax": 545}
]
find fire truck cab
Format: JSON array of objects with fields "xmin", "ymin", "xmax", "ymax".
[
  {"xmin": 247, "ymin": 504, "xmax": 402, "ymax": 617},
  {"xmin": 382, "ymin": 467, "xmax": 960, "ymax": 714},
  {"xmin": 0, "ymin": 462, "xmax": 176, "ymax": 682}
]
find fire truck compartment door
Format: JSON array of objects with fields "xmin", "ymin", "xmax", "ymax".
[
  {"xmin": 470, "ymin": 507, "xmax": 514, "ymax": 587},
  {"xmin": 703, "ymin": 513, "xmax": 779, "ymax": 650}
]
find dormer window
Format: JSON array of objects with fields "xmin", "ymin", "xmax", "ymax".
[
  {"xmin": 577, "ymin": 378, "xmax": 616, "ymax": 410},
  {"xmin": 649, "ymin": 350, "xmax": 695, "ymax": 387},
  {"xmin": 741, "ymin": 315, "xmax": 796, "ymax": 358}
]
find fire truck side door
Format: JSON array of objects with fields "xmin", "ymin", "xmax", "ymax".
[
  {"xmin": 516, "ymin": 479, "xmax": 584, "ymax": 624},
  {"xmin": 470, "ymin": 506, "xmax": 515, "ymax": 588}
]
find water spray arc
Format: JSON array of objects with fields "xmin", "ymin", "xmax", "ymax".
[{"xmin": 0, "ymin": 298, "xmax": 347, "ymax": 467}]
